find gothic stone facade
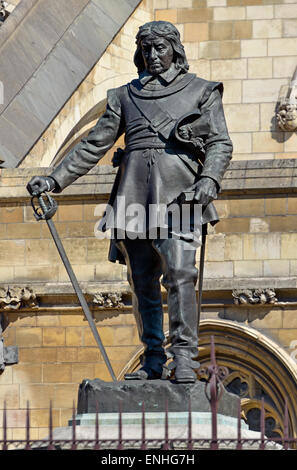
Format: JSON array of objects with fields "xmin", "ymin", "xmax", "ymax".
[{"xmin": 0, "ymin": 0, "xmax": 296, "ymax": 441}]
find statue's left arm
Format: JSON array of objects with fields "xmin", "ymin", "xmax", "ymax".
[
  {"xmin": 199, "ymin": 85, "xmax": 233, "ymax": 187},
  {"xmin": 193, "ymin": 85, "xmax": 233, "ymax": 205}
]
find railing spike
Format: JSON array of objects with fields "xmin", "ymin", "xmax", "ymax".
[
  {"xmin": 162, "ymin": 398, "xmax": 170, "ymax": 450},
  {"xmin": 236, "ymin": 399, "xmax": 242, "ymax": 450},
  {"xmin": 117, "ymin": 400, "xmax": 123, "ymax": 450},
  {"xmin": 141, "ymin": 401, "xmax": 146, "ymax": 450},
  {"xmin": 25, "ymin": 401, "xmax": 31, "ymax": 450},
  {"xmin": 3, "ymin": 400, "xmax": 7, "ymax": 451},
  {"xmin": 71, "ymin": 400, "xmax": 77, "ymax": 450},
  {"xmin": 210, "ymin": 335, "xmax": 218, "ymax": 450},
  {"xmin": 188, "ymin": 397, "xmax": 193, "ymax": 450},
  {"xmin": 284, "ymin": 398, "xmax": 289, "ymax": 450},
  {"xmin": 47, "ymin": 400, "xmax": 55, "ymax": 450},
  {"xmin": 260, "ymin": 398, "xmax": 265, "ymax": 450},
  {"xmin": 94, "ymin": 401, "xmax": 100, "ymax": 450}
]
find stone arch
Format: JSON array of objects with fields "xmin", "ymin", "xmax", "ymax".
[
  {"xmin": 40, "ymin": 73, "xmax": 135, "ymax": 168},
  {"xmin": 118, "ymin": 319, "xmax": 297, "ymax": 438}
]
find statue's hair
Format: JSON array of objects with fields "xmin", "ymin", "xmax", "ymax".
[{"xmin": 134, "ymin": 21, "xmax": 189, "ymax": 74}]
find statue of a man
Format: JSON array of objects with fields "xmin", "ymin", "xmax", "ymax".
[{"xmin": 27, "ymin": 21, "xmax": 232, "ymax": 383}]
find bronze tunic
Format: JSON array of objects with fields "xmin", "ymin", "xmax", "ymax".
[{"xmin": 50, "ymin": 69, "xmax": 233, "ymax": 263}]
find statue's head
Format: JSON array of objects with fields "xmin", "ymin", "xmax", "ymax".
[{"xmin": 134, "ymin": 21, "xmax": 189, "ymax": 76}]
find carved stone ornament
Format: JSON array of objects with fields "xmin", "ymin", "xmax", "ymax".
[
  {"xmin": 232, "ymin": 288, "xmax": 277, "ymax": 305},
  {"xmin": 92, "ymin": 292, "xmax": 124, "ymax": 309},
  {"xmin": 0, "ymin": 285, "xmax": 38, "ymax": 310},
  {"xmin": 276, "ymin": 67, "xmax": 297, "ymax": 132}
]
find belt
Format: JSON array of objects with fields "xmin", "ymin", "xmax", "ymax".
[{"xmin": 125, "ymin": 143, "xmax": 167, "ymax": 152}]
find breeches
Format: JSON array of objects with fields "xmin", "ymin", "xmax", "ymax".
[{"xmin": 116, "ymin": 237, "xmax": 199, "ymax": 358}]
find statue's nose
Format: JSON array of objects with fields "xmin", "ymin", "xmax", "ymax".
[{"xmin": 150, "ymin": 47, "xmax": 157, "ymax": 60}]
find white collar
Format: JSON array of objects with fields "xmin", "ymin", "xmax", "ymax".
[{"xmin": 139, "ymin": 63, "xmax": 181, "ymax": 86}]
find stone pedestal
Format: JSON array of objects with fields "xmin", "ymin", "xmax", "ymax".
[
  {"xmin": 45, "ymin": 379, "xmax": 282, "ymax": 450},
  {"xmin": 76, "ymin": 378, "xmax": 239, "ymax": 416}
]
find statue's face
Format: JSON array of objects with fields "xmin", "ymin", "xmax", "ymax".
[
  {"xmin": 277, "ymin": 101, "xmax": 297, "ymax": 131},
  {"xmin": 141, "ymin": 37, "xmax": 174, "ymax": 75}
]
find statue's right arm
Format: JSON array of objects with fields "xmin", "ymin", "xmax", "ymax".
[{"xmin": 27, "ymin": 88, "xmax": 123, "ymax": 195}]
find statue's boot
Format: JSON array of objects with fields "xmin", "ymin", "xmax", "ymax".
[
  {"xmin": 153, "ymin": 238, "xmax": 200, "ymax": 383},
  {"xmin": 115, "ymin": 239, "xmax": 167, "ymax": 380},
  {"xmin": 124, "ymin": 350, "xmax": 168, "ymax": 380},
  {"xmin": 168, "ymin": 351, "xmax": 199, "ymax": 383}
]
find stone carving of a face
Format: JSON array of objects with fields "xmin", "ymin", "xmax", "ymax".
[
  {"xmin": 277, "ymin": 102, "xmax": 297, "ymax": 132},
  {"xmin": 276, "ymin": 67, "xmax": 297, "ymax": 132},
  {"xmin": 141, "ymin": 37, "xmax": 174, "ymax": 75}
]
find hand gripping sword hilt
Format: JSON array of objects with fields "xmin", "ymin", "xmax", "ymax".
[{"xmin": 31, "ymin": 192, "xmax": 58, "ymax": 221}]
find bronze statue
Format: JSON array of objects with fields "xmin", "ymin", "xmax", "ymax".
[{"xmin": 27, "ymin": 21, "xmax": 232, "ymax": 383}]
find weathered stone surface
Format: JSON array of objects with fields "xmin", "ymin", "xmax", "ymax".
[
  {"xmin": 0, "ymin": 1, "xmax": 39, "ymax": 49},
  {"xmin": 77, "ymin": 378, "xmax": 239, "ymax": 416},
  {"xmin": 0, "ymin": 144, "xmax": 19, "ymax": 168},
  {"xmin": 0, "ymin": 0, "xmax": 89, "ymax": 109},
  {"xmin": 18, "ymin": 82, "xmax": 57, "ymax": 127},
  {"xmin": 59, "ymin": 33, "xmax": 99, "ymax": 72},
  {"xmin": 91, "ymin": 0, "xmax": 133, "ymax": 27},
  {"xmin": 37, "ymin": 0, "xmax": 90, "ymax": 36},
  {"xmin": 0, "ymin": 116, "xmax": 32, "ymax": 158},
  {"xmin": 3, "ymin": 96, "xmax": 45, "ymax": 142},
  {"xmin": 0, "ymin": 0, "xmax": 142, "ymax": 167},
  {"xmin": 80, "ymin": 5, "xmax": 118, "ymax": 44},
  {"xmin": 0, "ymin": 43, "xmax": 34, "ymax": 110},
  {"xmin": 126, "ymin": 0, "xmax": 143, "ymax": 6}
]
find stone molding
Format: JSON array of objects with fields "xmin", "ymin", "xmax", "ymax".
[
  {"xmin": 0, "ymin": 285, "xmax": 38, "ymax": 310},
  {"xmin": 0, "ymin": 281, "xmax": 295, "ymax": 310}
]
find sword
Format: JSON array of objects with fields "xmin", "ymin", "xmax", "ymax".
[{"xmin": 31, "ymin": 192, "xmax": 117, "ymax": 382}]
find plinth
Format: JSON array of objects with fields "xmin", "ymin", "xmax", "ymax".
[
  {"xmin": 47, "ymin": 379, "xmax": 282, "ymax": 450},
  {"xmin": 76, "ymin": 378, "xmax": 239, "ymax": 415}
]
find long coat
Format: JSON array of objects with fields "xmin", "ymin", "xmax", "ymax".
[{"xmin": 50, "ymin": 69, "xmax": 233, "ymax": 263}]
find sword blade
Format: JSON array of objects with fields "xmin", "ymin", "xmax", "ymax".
[{"xmin": 46, "ymin": 218, "xmax": 117, "ymax": 382}]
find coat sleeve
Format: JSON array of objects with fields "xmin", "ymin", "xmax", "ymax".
[
  {"xmin": 199, "ymin": 84, "xmax": 233, "ymax": 189},
  {"xmin": 50, "ymin": 88, "xmax": 124, "ymax": 192}
]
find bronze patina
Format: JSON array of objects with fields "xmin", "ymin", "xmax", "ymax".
[{"xmin": 27, "ymin": 21, "xmax": 233, "ymax": 383}]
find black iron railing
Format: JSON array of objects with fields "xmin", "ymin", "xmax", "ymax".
[{"xmin": 1, "ymin": 337, "xmax": 296, "ymax": 451}]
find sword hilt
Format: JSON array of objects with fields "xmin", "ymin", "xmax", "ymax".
[{"xmin": 31, "ymin": 192, "xmax": 58, "ymax": 221}]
